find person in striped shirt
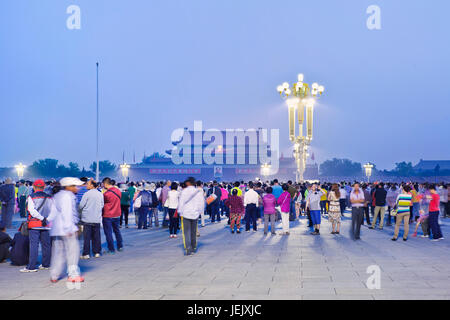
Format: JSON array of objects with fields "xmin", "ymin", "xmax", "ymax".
[{"xmin": 392, "ymin": 185, "xmax": 413, "ymax": 241}]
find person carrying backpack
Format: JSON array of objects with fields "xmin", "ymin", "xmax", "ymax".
[
  {"xmin": 20, "ymin": 179, "xmax": 53, "ymax": 273},
  {"xmin": 206, "ymin": 181, "xmax": 222, "ymax": 223},
  {"xmin": 135, "ymin": 183, "xmax": 154, "ymax": 229},
  {"xmin": 147, "ymin": 183, "xmax": 160, "ymax": 227}
]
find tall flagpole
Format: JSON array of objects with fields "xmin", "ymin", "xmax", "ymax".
[{"xmin": 96, "ymin": 62, "xmax": 100, "ymax": 182}]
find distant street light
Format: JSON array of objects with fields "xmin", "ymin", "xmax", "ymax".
[
  {"xmin": 363, "ymin": 163, "xmax": 374, "ymax": 182},
  {"xmin": 15, "ymin": 163, "xmax": 26, "ymax": 179},
  {"xmin": 261, "ymin": 163, "xmax": 271, "ymax": 180},
  {"xmin": 120, "ymin": 163, "xmax": 130, "ymax": 180}
]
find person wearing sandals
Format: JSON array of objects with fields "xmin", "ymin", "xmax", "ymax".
[
  {"xmin": 391, "ymin": 185, "xmax": 412, "ymax": 241},
  {"xmin": 328, "ymin": 184, "xmax": 341, "ymax": 234}
]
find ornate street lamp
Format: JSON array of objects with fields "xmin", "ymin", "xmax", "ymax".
[
  {"xmin": 363, "ymin": 163, "xmax": 374, "ymax": 182},
  {"xmin": 277, "ymin": 74, "xmax": 324, "ymax": 182},
  {"xmin": 15, "ymin": 163, "xmax": 26, "ymax": 179},
  {"xmin": 120, "ymin": 163, "xmax": 130, "ymax": 180}
]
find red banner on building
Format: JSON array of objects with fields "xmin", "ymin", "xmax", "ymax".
[
  {"xmin": 235, "ymin": 168, "xmax": 259, "ymax": 174},
  {"xmin": 150, "ymin": 168, "xmax": 201, "ymax": 174}
]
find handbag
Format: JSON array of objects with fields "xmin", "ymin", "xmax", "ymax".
[
  {"xmin": 391, "ymin": 208, "xmax": 398, "ymax": 217},
  {"xmin": 134, "ymin": 195, "xmax": 142, "ymax": 209},
  {"xmin": 206, "ymin": 194, "xmax": 217, "ymax": 205},
  {"xmin": 173, "ymin": 209, "xmax": 179, "ymax": 219}
]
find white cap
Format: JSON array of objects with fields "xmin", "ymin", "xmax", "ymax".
[{"xmin": 60, "ymin": 177, "xmax": 84, "ymax": 187}]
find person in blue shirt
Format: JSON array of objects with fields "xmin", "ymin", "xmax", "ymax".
[{"xmin": 272, "ymin": 179, "xmax": 283, "ymax": 200}]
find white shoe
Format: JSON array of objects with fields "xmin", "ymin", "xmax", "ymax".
[
  {"xmin": 94, "ymin": 254, "xmax": 101, "ymax": 258},
  {"xmin": 20, "ymin": 268, "xmax": 37, "ymax": 273},
  {"xmin": 38, "ymin": 265, "xmax": 49, "ymax": 270},
  {"xmin": 420, "ymin": 235, "xmax": 429, "ymax": 238},
  {"xmin": 80, "ymin": 255, "xmax": 90, "ymax": 260},
  {"xmin": 439, "ymin": 237, "xmax": 445, "ymax": 240}
]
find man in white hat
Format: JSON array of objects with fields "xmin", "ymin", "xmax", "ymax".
[{"xmin": 48, "ymin": 177, "xmax": 85, "ymax": 283}]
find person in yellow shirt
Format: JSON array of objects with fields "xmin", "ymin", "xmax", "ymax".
[
  {"xmin": 230, "ymin": 182, "xmax": 243, "ymax": 197},
  {"xmin": 320, "ymin": 185, "xmax": 328, "ymax": 216}
]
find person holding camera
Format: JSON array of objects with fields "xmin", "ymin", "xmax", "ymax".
[{"xmin": 306, "ymin": 184, "xmax": 324, "ymax": 235}]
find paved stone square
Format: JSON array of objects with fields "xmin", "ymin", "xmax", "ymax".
[{"xmin": 2, "ymin": 212, "xmax": 450, "ymax": 300}]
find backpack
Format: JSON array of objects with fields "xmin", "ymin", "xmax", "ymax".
[
  {"xmin": 140, "ymin": 191, "xmax": 153, "ymax": 207},
  {"xmin": 150, "ymin": 191, "xmax": 158, "ymax": 208}
]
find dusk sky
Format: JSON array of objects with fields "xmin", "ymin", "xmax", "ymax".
[{"xmin": 1, "ymin": 0, "xmax": 449, "ymax": 170}]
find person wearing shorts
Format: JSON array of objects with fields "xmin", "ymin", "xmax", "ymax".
[{"xmin": 306, "ymin": 184, "xmax": 324, "ymax": 235}]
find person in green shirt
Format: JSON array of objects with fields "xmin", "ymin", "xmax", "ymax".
[
  {"xmin": 120, "ymin": 184, "xmax": 131, "ymax": 228},
  {"xmin": 128, "ymin": 183, "xmax": 136, "ymax": 214}
]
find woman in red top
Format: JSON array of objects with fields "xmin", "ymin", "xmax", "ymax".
[
  {"xmin": 225, "ymin": 189, "xmax": 244, "ymax": 234},
  {"xmin": 428, "ymin": 185, "xmax": 444, "ymax": 241}
]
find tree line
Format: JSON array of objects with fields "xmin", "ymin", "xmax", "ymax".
[{"xmin": 2, "ymin": 157, "xmax": 447, "ymax": 179}]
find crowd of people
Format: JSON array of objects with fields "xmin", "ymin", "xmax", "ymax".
[{"xmin": 0, "ymin": 176, "xmax": 449, "ymax": 284}]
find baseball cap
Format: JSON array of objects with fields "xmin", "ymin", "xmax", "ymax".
[{"xmin": 33, "ymin": 179, "xmax": 46, "ymax": 188}]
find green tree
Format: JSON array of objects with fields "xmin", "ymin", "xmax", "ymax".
[
  {"xmin": 393, "ymin": 161, "xmax": 414, "ymax": 176},
  {"xmin": 68, "ymin": 162, "xmax": 81, "ymax": 176},
  {"xmin": 89, "ymin": 160, "xmax": 116, "ymax": 176},
  {"xmin": 30, "ymin": 158, "xmax": 60, "ymax": 177},
  {"xmin": 319, "ymin": 158, "xmax": 363, "ymax": 177}
]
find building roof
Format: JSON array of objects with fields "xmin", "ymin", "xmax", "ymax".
[{"xmin": 414, "ymin": 160, "xmax": 450, "ymax": 171}]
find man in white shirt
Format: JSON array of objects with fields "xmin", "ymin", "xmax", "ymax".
[
  {"xmin": 244, "ymin": 181, "xmax": 259, "ymax": 232},
  {"xmin": 350, "ymin": 183, "xmax": 365, "ymax": 240},
  {"xmin": 178, "ymin": 177, "xmax": 204, "ymax": 256}
]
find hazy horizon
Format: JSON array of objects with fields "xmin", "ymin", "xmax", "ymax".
[{"xmin": 1, "ymin": 0, "xmax": 449, "ymax": 171}]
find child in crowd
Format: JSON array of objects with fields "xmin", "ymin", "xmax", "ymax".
[{"xmin": 411, "ymin": 209, "xmax": 429, "ymax": 238}]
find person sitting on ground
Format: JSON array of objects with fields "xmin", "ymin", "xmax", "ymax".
[
  {"xmin": 0, "ymin": 222, "xmax": 12, "ymax": 263},
  {"xmin": 9, "ymin": 222, "xmax": 30, "ymax": 266}
]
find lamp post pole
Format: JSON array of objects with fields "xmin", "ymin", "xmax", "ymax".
[
  {"xmin": 277, "ymin": 74, "xmax": 324, "ymax": 183},
  {"xmin": 96, "ymin": 62, "xmax": 100, "ymax": 182}
]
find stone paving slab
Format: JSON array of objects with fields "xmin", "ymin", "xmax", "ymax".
[{"xmin": 2, "ymin": 211, "xmax": 450, "ymax": 299}]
